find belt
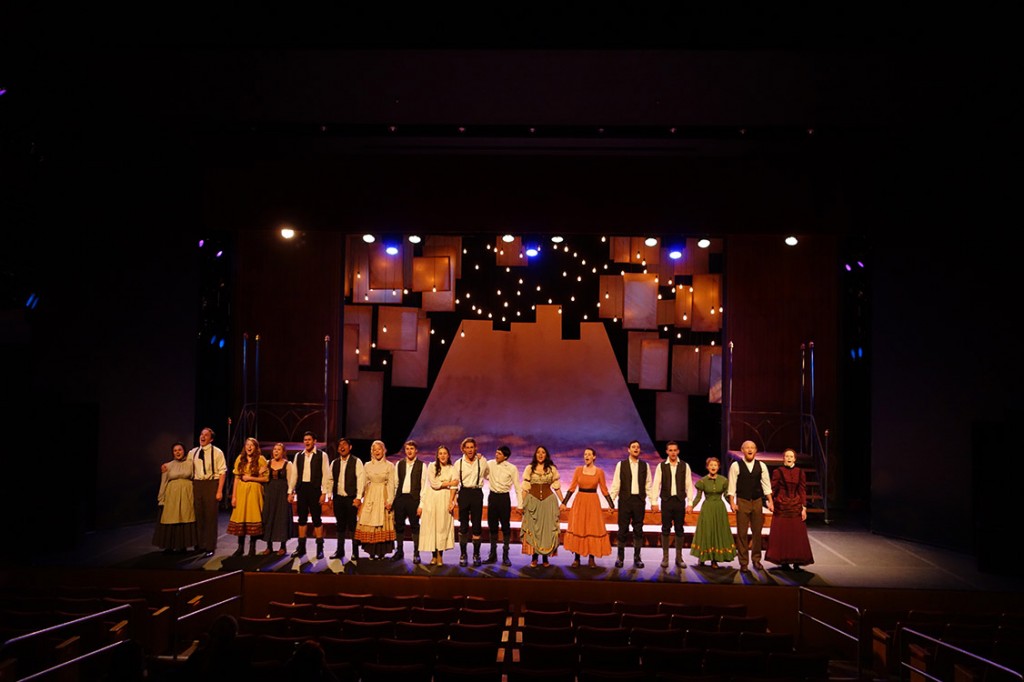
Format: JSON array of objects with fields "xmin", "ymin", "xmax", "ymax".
[
  {"xmin": 579, "ymin": 487, "xmax": 597, "ymax": 493},
  {"xmin": 461, "ymin": 486, "xmax": 483, "ymax": 490},
  {"xmin": 489, "ymin": 490, "xmax": 510, "ymax": 495},
  {"xmin": 530, "ymin": 483, "xmax": 554, "ymax": 501}
]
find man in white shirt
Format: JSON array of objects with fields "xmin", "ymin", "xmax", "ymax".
[
  {"xmin": 609, "ymin": 440, "xmax": 653, "ymax": 569},
  {"xmin": 391, "ymin": 440, "xmax": 428, "ymax": 564},
  {"xmin": 727, "ymin": 440, "xmax": 775, "ymax": 572},
  {"xmin": 328, "ymin": 437, "xmax": 364, "ymax": 564},
  {"xmin": 455, "ymin": 437, "xmax": 490, "ymax": 567},
  {"xmin": 188, "ymin": 427, "xmax": 227, "ymax": 557},
  {"xmin": 651, "ymin": 441, "xmax": 695, "ymax": 568},
  {"xmin": 484, "ymin": 445, "xmax": 519, "ymax": 566},
  {"xmin": 290, "ymin": 431, "xmax": 332, "ymax": 560}
]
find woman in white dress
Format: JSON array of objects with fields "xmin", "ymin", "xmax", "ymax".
[{"xmin": 418, "ymin": 445, "xmax": 459, "ymax": 565}]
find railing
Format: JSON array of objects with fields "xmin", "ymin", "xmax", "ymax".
[
  {"xmin": 1, "ymin": 604, "xmax": 133, "ymax": 681},
  {"xmin": 797, "ymin": 587, "xmax": 863, "ymax": 680},
  {"xmin": 169, "ymin": 570, "xmax": 244, "ymax": 659},
  {"xmin": 899, "ymin": 626, "xmax": 1023, "ymax": 682},
  {"xmin": 227, "ymin": 402, "xmax": 326, "ymax": 457}
]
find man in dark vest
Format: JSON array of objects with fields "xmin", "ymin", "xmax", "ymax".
[
  {"xmin": 328, "ymin": 437, "xmax": 364, "ymax": 565},
  {"xmin": 290, "ymin": 431, "xmax": 331, "ymax": 560},
  {"xmin": 609, "ymin": 440, "xmax": 653, "ymax": 569},
  {"xmin": 651, "ymin": 441, "xmax": 695, "ymax": 568},
  {"xmin": 727, "ymin": 440, "xmax": 775, "ymax": 572},
  {"xmin": 391, "ymin": 440, "xmax": 427, "ymax": 564}
]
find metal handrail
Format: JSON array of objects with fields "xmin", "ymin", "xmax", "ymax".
[
  {"xmin": 899, "ymin": 626, "xmax": 1023, "ymax": 682},
  {"xmin": 797, "ymin": 587, "xmax": 863, "ymax": 680},
  {"xmin": 169, "ymin": 570, "xmax": 244, "ymax": 659},
  {"xmin": 1, "ymin": 603, "xmax": 133, "ymax": 680}
]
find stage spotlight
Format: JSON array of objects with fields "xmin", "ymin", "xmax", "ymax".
[
  {"xmin": 697, "ymin": 238, "xmax": 711, "ymax": 249},
  {"xmin": 502, "ymin": 234, "xmax": 515, "ymax": 243},
  {"xmin": 669, "ymin": 248, "xmax": 683, "ymax": 259},
  {"xmin": 408, "ymin": 235, "xmax": 422, "ymax": 244},
  {"xmin": 550, "ymin": 235, "xmax": 564, "ymax": 243},
  {"xmin": 362, "ymin": 234, "xmax": 376, "ymax": 243},
  {"xmin": 385, "ymin": 244, "xmax": 399, "ymax": 255},
  {"xmin": 785, "ymin": 236, "xmax": 799, "ymax": 246},
  {"xmin": 644, "ymin": 237, "xmax": 658, "ymax": 247},
  {"xmin": 280, "ymin": 227, "xmax": 295, "ymax": 239},
  {"xmin": 525, "ymin": 246, "xmax": 539, "ymax": 257}
]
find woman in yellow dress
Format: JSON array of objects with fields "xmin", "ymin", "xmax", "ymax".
[{"xmin": 228, "ymin": 437, "xmax": 269, "ymax": 556}]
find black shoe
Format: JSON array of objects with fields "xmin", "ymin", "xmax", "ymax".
[
  {"xmin": 203, "ymin": 551, "xmax": 215, "ymax": 558},
  {"xmin": 330, "ymin": 551, "xmax": 344, "ymax": 560},
  {"xmin": 291, "ymin": 547, "xmax": 305, "ymax": 557},
  {"xmin": 459, "ymin": 554, "xmax": 468, "ymax": 567},
  {"xmin": 316, "ymin": 549, "xmax": 325, "ymax": 560},
  {"xmin": 634, "ymin": 559, "xmax": 645, "ymax": 569},
  {"xmin": 472, "ymin": 555, "xmax": 482, "ymax": 567},
  {"xmin": 412, "ymin": 554, "xmax": 421, "ymax": 564},
  {"xmin": 502, "ymin": 555, "xmax": 512, "ymax": 567},
  {"xmin": 484, "ymin": 552, "xmax": 497, "ymax": 564},
  {"xmin": 660, "ymin": 557, "xmax": 669, "ymax": 568},
  {"xmin": 614, "ymin": 558, "xmax": 624, "ymax": 568},
  {"xmin": 391, "ymin": 551, "xmax": 405, "ymax": 562}
]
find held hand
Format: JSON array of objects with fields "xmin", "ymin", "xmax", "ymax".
[
  {"xmin": 685, "ymin": 505, "xmax": 693, "ymax": 514},
  {"xmin": 385, "ymin": 503, "xmax": 393, "ymax": 511},
  {"xmin": 651, "ymin": 505, "xmax": 660, "ymax": 513},
  {"xmin": 801, "ymin": 508, "xmax": 807, "ymax": 521},
  {"xmin": 231, "ymin": 497, "xmax": 236, "ymax": 507},
  {"xmin": 417, "ymin": 507, "xmax": 423, "ymax": 517},
  {"xmin": 767, "ymin": 499, "xmax": 774, "ymax": 513},
  {"xmin": 215, "ymin": 491, "xmax": 223, "ymax": 501},
  {"xmin": 160, "ymin": 464, "xmax": 168, "ymax": 473},
  {"xmin": 319, "ymin": 494, "xmax": 326, "ymax": 505}
]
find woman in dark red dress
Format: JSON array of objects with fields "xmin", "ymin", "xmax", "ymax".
[{"xmin": 765, "ymin": 448, "xmax": 814, "ymax": 571}]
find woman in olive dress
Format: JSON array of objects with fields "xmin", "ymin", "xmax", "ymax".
[
  {"xmin": 689, "ymin": 456, "xmax": 737, "ymax": 568},
  {"xmin": 520, "ymin": 446, "xmax": 564, "ymax": 567}
]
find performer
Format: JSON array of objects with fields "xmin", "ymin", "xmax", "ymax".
[
  {"xmin": 153, "ymin": 442, "xmax": 198, "ymax": 553},
  {"xmin": 485, "ymin": 445, "xmax": 519, "ymax": 566},
  {"xmin": 609, "ymin": 440, "xmax": 652, "ymax": 569},
  {"xmin": 290, "ymin": 431, "xmax": 332, "ymax": 560},
  {"xmin": 651, "ymin": 441, "xmax": 695, "ymax": 568},
  {"xmin": 227, "ymin": 437, "xmax": 269, "ymax": 556},
  {"xmin": 419, "ymin": 445, "xmax": 459, "ymax": 566},
  {"xmin": 355, "ymin": 439, "xmax": 397, "ymax": 560},
  {"xmin": 765, "ymin": 448, "xmax": 815, "ymax": 571},
  {"xmin": 455, "ymin": 437, "xmax": 489, "ymax": 567},
  {"xmin": 560, "ymin": 447, "xmax": 612, "ymax": 569},
  {"xmin": 261, "ymin": 442, "xmax": 295, "ymax": 556},
  {"xmin": 328, "ymin": 437, "xmax": 364, "ymax": 564},
  {"xmin": 727, "ymin": 440, "xmax": 774, "ymax": 572},
  {"xmin": 185, "ymin": 427, "xmax": 227, "ymax": 557},
  {"xmin": 391, "ymin": 440, "xmax": 427, "ymax": 564},
  {"xmin": 520, "ymin": 446, "xmax": 563, "ymax": 567},
  {"xmin": 689, "ymin": 456, "xmax": 737, "ymax": 568}
]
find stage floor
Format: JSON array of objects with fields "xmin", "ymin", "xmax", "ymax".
[{"xmin": 13, "ymin": 512, "xmax": 1019, "ymax": 593}]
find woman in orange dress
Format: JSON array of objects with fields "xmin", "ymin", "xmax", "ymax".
[{"xmin": 560, "ymin": 447, "xmax": 613, "ymax": 568}]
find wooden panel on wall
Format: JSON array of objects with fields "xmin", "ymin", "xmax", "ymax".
[
  {"xmin": 392, "ymin": 318, "xmax": 431, "ymax": 388},
  {"xmin": 699, "ymin": 345, "xmax": 723, "ymax": 395},
  {"xmin": 674, "ymin": 284, "xmax": 693, "ymax": 327},
  {"xmin": 376, "ymin": 306, "xmax": 419, "ymax": 351},
  {"xmin": 423, "ymin": 235, "xmax": 463, "ymax": 279},
  {"xmin": 627, "ymin": 331, "xmax": 659, "ymax": 384},
  {"xmin": 598, "ymin": 274, "xmax": 624, "ymax": 319},
  {"xmin": 691, "ymin": 273, "xmax": 722, "ymax": 332},
  {"xmin": 495, "ymin": 236, "xmax": 526, "ymax": 267},
  {"xmin": 623, "ymin": 273, "xmax": 658, "ymax": 329},
  {"xmin": 411, "ymin": 256, "xmax": 451, "ymax": 292},
  {"xmin": 368, "ymin": 243, "xmax": 405, "ymax": 291},
  {"xmin": 346, "ymin": 370, "xmax": 384, "ymax": 440},
  {"xmin": 657, "ymin": 299, "xmax": 675, "ymax": 327},
  {"xmin": 656, "ymin": 391, "xmax": 690, "ymax": 441},
  {"xmin": 343, "ymin": 305, "xmax": 373, "ymax": 367},
  {"xmin": 342, "ymin": 323, "xmax": 359, "ymax": 381},
  {"xmin": 671, "ymin": 344, "xmax": 701, "ymax": 396},
  {"xmin": 639, "ymin": 338, "xmax": 670, "ymax": 390},
  {"xmin": 351, "ymin": 243, "xmax": 392, "ymax": 304}
]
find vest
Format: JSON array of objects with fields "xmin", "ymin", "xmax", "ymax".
[
  {"xmin": 660, "ymin": 461, "xmax": 687, "ymax": 499},
  {"xmin": 619, "ymin": 457, "xmax": 647, "ymax": 497},
  {"xmin": 396, "ymin": 459, "xmax": 424, "ymax": 497},
  {"xmin": 736, "ymin": 459, "xmax": 764, "ymax": 500},
  {"xmin": 295, "ymin": 450, "xmax": 325, "ymax": 486},
  {"xmin": 331, "ymin": 456, "xmax": 358, "ymax": 496}
]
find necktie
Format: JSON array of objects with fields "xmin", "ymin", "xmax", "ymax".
[{"xmin": 198, "ymin": 446, "xmax": 206, "ymax": 476}]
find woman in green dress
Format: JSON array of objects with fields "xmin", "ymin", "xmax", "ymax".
[
  {"xmin": 688, "ymin": 456, "xmax": 737, "ymax": 568},
  {"xmin": 519, "ymin": 445, "xmax": 564, "ymax": 567}
]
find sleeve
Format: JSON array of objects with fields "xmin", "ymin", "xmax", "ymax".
[
  {"xmin": 692, "ymin": 479, "xmax": 705, "ymax": 507},
  {"xmin": 286, "ymin": 461, "xmax": 297, "ymax": 494},
  {"xmin": 355, "ymin": 459, "xmax": 366, "ymax": 498},
  {"xmin": 597, "ymin": 468, "xmax": 610, "ymax": 496},
  {"xmin": 643, "ymin": 464, "xmax": 653, "ymax": 503},
  {"xmin": 727, "ymin": 462, "xmax": 739, "ymax": 498},
  {"xmin": 798, "ymin": 468, "xmax": 807, "ymax": 507},
  {"xmin": 157, "ymin": 470, "xmax": 169, "ymax": 505},
  {"xmin": 551, "ymin": 465, "xmax": 561, "ymax": 490},
  {"xmin": 258, "ymin": 455, "xmax": 269, "ymax": 477},
  {"xmin": 481, "ymin": 459, "xmax": 490, "ymax": 481},
  {"xmin": 320, "ymin": 453, "xmax": 333, "ymax": 495},
  {"xmin": 508, "ymin": 464, "xmax": 521, "ymax": 506},
  {"xmin": 609, "ymin": 462, "xmax": 621, "ymax": 500},
  {"xmin": 651, "ymin": 464, "xmax": 662, "ymax": 500},
  {"xmin": 231, "ymin": 455, "xmax": 241, "ymax": 476},
  {"xmin": 760, "ymin": 462, "xmax": 772, "ymax": 497},
  {"xmin": 386, "ymin": 462, "xmax": 398, "ymax": 504},
  {"xmin": 214, "ymin": 447, "xmax": 228, "ymax": 476},
  {"xmin": 325, "ymin": 459, "xmax": 336, "ymax": 496},
  {"xmin": 520, "ymin": 466, "xmax": 531, "ymax": 501},
  {"xmin": 566, "ymin": 467, "xmax": 582, "ymax": 493},
  {"xmin": 770, "ymin": 467, "xmax": 783, "ymax": 498},
  {"xmin": 685, "ymin": 464, "xmax": 696, "ymax": 506}
]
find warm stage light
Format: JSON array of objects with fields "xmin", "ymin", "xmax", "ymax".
[
  {"xmin": 644, "ymin": 237, "xmax": 658, "ymax": 247},
  {"xmin": 363, "ymin": 234, "xmax": 376, "ymax": 243},
  {"xmin": 551, "ymin": 235, "xmax": 564, "ymax": 243},
  {"xmin": 280, "ymin": 227, "xmax": 295, "ymax": 239},
  {"xmin": 408, "ymin": 235, "xmax": 422, "ymax": 244},
  {"xmin": 697, "ymin": 238, "xmax": 711, "ymax": 249},
  {"xmin": 785, "ymin": 236, "xmax": 799, "ymax": 246},
  {"xmin": 502, "ymin": 234, "xmax": 515, "ymax": 243}
]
